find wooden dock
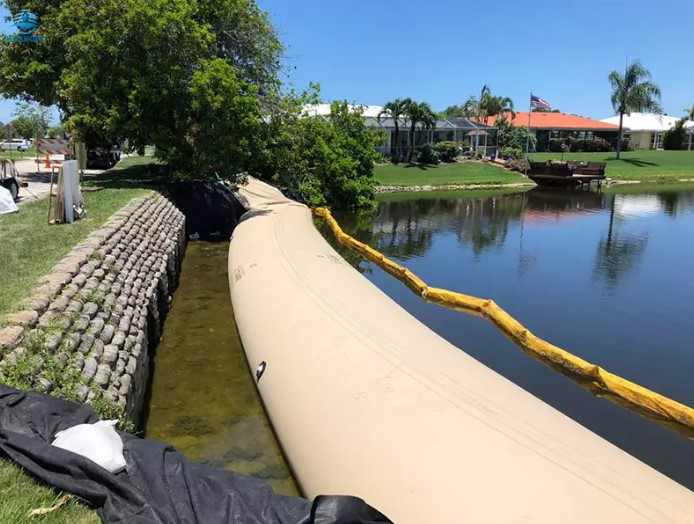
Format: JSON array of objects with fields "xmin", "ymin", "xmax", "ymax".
[{"xmin": 528, "ymin": 160, "xmax": 606, "ymax": 188}]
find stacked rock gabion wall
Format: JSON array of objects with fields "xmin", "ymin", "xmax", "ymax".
[{"xmin": 0, "ymin": 194, "xmax": 186, "ymax": 425}]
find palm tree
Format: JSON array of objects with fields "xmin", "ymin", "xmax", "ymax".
[
  {"xmin": 608, "ymin": 60, "xmax": 661, "ymax": 159},
  {"xmin": 685, "ymin": 104, "xmax": 694, "ymax": 150},
  {"xmin": 403, "ymin": 100, "xmax": 436, "ymax": 163},
  {"xmin": 464, "ymin": 85, "xmax": 515, "ymax": 124},
  {"xmin": 482, "ymin": 95, "xmax": 515, "ymax": 122},
  {"xmin": 378, "ymin": 98, "xmax": 410, "ymax": 163}
]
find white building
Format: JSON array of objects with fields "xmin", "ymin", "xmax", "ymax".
[
  {"xmin": 600, "ymin": 113, "xmax": 682, "ymax": 150},
  {"xmin": 302, "ymin": 103, "xmax": 385, "ymax": 118}
]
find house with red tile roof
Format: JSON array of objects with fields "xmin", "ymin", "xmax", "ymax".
[{"xmin": 485, "ymin": 112, "xmax": 620, "ymax": 152}]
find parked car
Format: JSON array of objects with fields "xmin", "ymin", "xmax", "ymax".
[
  {"xmin": 0, "ymin": 138, "xmax": 31, "ymax": 151},
  {"xmin": 86, "ymin": 145, "xmax": 121, "ymax": 169}
]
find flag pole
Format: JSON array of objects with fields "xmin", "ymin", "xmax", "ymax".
[{"xmin": 525, "ymin": 92, "xmax": 532, "ymax": 175}]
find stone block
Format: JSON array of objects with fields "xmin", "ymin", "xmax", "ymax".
[
  {"xmin": 94, "ymin": 364, "xmax": 111, "ymax": 386},
  {"xmin": 5, "ymin": 310, "xmax": 38, "ymax": 327},
  {"xmin": 72, "ymin": 315, "xmax": 90, "ymax": 332},
  {"xmin": 91, "ymin": 339, "xmax": 105, "ymax": 358},
  {"xmin": 61, "ymin": 333, "xmax": 81, "ymax": 352},
  {"xmin": 82, "ymin": 302, "xmax": 99, "ymax": 318},
  {"xmin": 82, "ymin": 357, "xmax": 97, "ymax": 381},
  {"xmin": 101, "ymin": 324, "xmax": 115, "ymax": 344},
  {"xmin": 125, "ymin": 356, "xmax": 137, "ymax": 375},
  {"xmin": 0, "ymin": 326, "xmax": 24, "ymax": 350},
  {"xmin": 112, "ymin": 330, "xmax": 126, "ymax": 348},
  {"xmin": 77, "ymin": 334, "xmax": 95, "ymax": 354},
  {"xmin": 119, "ymin": 374, "xmax": 132, "ymax": 395},
  {"xmin": 102, "ymin": 344, "xmax": 118, "ymax": 364},
  {"xmin": 66, "ymin": 300, "xmax": 83, "ymax": 314},
  {"xmin": 89, "ymin": 317, "xmax": 105, "ymax": 334},
  {"xmin": 44, "ymin": 333, "xmax": 62, "ymax": 353}
]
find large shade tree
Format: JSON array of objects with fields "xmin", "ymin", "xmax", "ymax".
[
  {"xmin": 378, "ymin": 98, "xmax": 411, "ymax": 163},
  {"xmin": 608, "ymin": 60, "xmax": 661, "ymax": 159},
  {"xmin": 0, "ymin": 0, "xmax": 282, "ymax": 178},
  {"xmin": 403, "ymin": 100, "xmax": 436, "ymax": 163}
]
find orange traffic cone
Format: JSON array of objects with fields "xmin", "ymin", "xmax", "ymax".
[{"xmin": 44, "ymin": 153, "xmax": 51, "ymax": 169}]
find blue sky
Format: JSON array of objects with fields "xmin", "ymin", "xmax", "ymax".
[
  {"xmin": 1, "ymin": 0, "xmax": 692, "ymax": 123},
  {"xmin": 258, "ymin": 0, "xmax": 694, "ymax": 119}
]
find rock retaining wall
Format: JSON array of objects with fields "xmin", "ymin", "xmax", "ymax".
[{"xmin": 0, "ymin": 194, "xmax": 186, "ymax": 426}]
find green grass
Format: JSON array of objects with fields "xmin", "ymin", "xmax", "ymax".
[
  {"xmin": 0, "ymin": 158, "xmax": 158, "ymax": 521},
  {"xmin": 0, "ymin": 145, "xmax": 38, "ymax": 161},
  {"xmin": 0, "ymin": 460, "xmax": 99, "ymax": 523},
  {"xmin": 530, "ymin": 150, "xmax": 694, "ymax": 182},
  {"xmin": 0, "ymin": 187, "xmax": 149, "ymax": 320},
  {"xmin": 374, "ymin": 161, "xmax": 530, "ymax": 187}
]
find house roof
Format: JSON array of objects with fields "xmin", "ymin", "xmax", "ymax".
[
  {"xmin": 600, "ymin": 112, "xmax": 681, "ymax": 132},
  {"xmin": 302, "ymin": 103, "xmax": 385, "ymax": 118},
  {"xmin": 486, "ymin": 112, "xmax": 619, "ymax": 131}
]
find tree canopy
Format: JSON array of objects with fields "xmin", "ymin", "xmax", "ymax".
[
  {"xmin": 608, "ymin": 60, "xmax": 661, "ymax": 158},
  {"xmin": 10, "ymin": 100, "xmax": 50, "ymax": 139},
  {"xmin": 0, "ymin": 0, "xmax": 379, "ymax": 209}
]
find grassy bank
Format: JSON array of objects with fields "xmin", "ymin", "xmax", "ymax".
[
  {"xmin": 530, "ymin": 150, "xmax": 694, "ymax": 182},
  {"xmin": 0, "ymin": 461, "xmax": 99, "ymax": 523},
  {"xmin": 0, "ymin": 187, "xmax": 149, "ymax": 320},
  {"xmin": 0, "ymin": 157, "xmax": 159, "ymax": 521},
  {"xmin": 374, "ymin": 161, "xmax": 529, "ymax": 187}
]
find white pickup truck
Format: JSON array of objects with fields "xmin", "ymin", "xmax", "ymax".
[{"xmin": 0, "ymin": 138, "xmax": 31, "ymax": 151}]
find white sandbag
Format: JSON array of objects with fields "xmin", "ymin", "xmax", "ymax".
[
  {"xmin": 0, "ymin": 185, "xmax": 18, "ymax": 214},
  {"xmin": 52, "ymin": 420, "xmax": 126, "ymax": 473}
]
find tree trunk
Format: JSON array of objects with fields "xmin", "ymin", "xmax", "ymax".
[
  {"xmin": 616, "ymin": 111, "xmax": 624, "ymax": 159},
  {"xmin": 408, "ymin": 123, "xmax": 416, "ymax": 163},
  {"xmin": 392, "ymin": 121, "xmax": 399, "ymax": 163}
]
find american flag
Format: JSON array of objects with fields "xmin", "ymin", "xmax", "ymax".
[{"xmin": 530, "ymin": 94, "xmax": 551, "ymax": 110}]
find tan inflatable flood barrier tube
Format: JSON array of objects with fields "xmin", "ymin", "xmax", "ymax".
[{"xmin": 229, "ymin": 178, "xmax": 693, "ymax": 523}]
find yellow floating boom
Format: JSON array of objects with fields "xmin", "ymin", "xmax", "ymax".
[{"xmin": 313, "ymin": 206, "xmax": 694, "ymax": 430}]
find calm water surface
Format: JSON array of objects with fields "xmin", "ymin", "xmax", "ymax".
[
  {"xmin": 331, "ymin": 184, "xmax": 694, "ymax": 489},
  {"xmin": 145, "ymin": 241, "xmax": 298, "ymax": 495}
]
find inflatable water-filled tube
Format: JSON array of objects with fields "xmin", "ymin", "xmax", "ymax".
[{"xmin": 229, "ymin": 178, "xmax": 693, "ymax": 523}]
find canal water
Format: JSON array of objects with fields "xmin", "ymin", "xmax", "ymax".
[
  {"xmin": 145, "ymin": 241, "xmax": 298, "ymax": 496},
  {"xmin": 330, "ymin": 184, "xmax": 694, "ymax": 489}
]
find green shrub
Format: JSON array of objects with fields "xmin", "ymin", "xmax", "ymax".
[
  {"xmin": 256, "ymin": 97, "xmax": 383, "ymax": 210},
  {"xmin": 432, "ymin": 141, "xmax": 460, "ymax": 162},
  {"xmin": 663, "ymin": 119, "xmax": 686, "ymax": 150},
  {"xmin": 416, "ymin": 144, "xmax": 440, "ymax": 165},
  {"xmin": 500, "ymin": 146, "xmax": 523, "ymax": 159}
]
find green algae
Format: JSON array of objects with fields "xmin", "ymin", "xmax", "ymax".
[{"xmin": 145, "ymin": 241, "xmax": 299, "ymax": 496}]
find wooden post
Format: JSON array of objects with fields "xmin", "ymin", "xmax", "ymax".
[{"xmin": 47, "ymin": 167, "xmax": 54, "ymax": 224}]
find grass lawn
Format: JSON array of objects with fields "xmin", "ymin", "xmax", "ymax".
[
  {"xmin": 530, "ymin": 150, "xmax": 694, "ymax": 182},
  {"xmin": 0, "ymin": 460, "xmax": 99, "ymax": 523},
  {"xmin": 0, "ymin": 158, "xmax": 158, "ymax": 521},
  {"xmin": 0, "ymin": 187, "xmax": 149, "ymax": 320},
  {"xmin": 374, "ymin": 161, "xmax": 530, "ymax": 187},
  {"xmin": 0, "ymin": 145, "xmax": 38, "ymax": 161}
]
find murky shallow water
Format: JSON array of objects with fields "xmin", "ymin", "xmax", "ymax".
[
  {"xmin": 145, "ymin": 241, "xmax": 298, "ymax": 496},
  {"xmin": 330, "ymin": 184, "xmax": 694, "ymax": 489}
]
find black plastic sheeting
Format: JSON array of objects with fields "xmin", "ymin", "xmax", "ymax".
[
  {"xmin": 166, "ymin": 181, "xmax": 246, "ymax": 241},
  {"xmin": 0, "ymin": 385, "xmax": 391, "ymax": 523}
]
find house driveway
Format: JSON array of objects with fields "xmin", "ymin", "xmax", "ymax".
[{"xmin": 11, "ymin": 157, "xmax": 105, "ymax": 204}]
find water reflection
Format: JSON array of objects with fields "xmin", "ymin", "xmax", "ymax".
[{"xmin": 331, "ymin": 183, "xmax": 694, "ymax": 489}]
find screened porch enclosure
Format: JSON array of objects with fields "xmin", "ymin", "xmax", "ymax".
[{"xmin": 368, "ymin": 116, "xmax": 496, "ymax": 160}]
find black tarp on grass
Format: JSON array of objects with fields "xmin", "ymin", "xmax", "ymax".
[{"xmin": 0, "ymin": 385, "xmax": 390, "ymax": 523}]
